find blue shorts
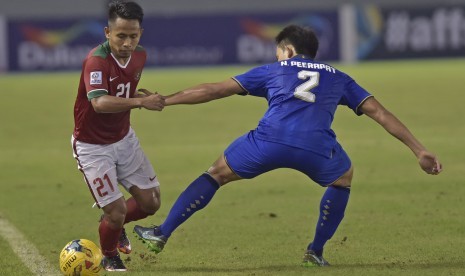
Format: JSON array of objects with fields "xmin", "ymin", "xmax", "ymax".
[{"xmin": 224, "ymin": 131, "xmax": 351, "ymax": 186}]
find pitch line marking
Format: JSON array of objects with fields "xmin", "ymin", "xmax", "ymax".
[{"xmin": 0, "ymin": 214, "xmax": 61, "ymax": 276}]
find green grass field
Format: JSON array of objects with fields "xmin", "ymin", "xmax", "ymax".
[{"xmin": 0, "ymin": 58, "xmax": 464, "ymax": 275}]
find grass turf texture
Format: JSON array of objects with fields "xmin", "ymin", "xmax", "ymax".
[{"xmin": 0, "ymin": 59, "xmax": 464, "ymax": 275}]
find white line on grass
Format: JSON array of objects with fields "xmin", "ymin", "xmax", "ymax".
[{"xmin": 0, "ymin": 214, "xmax": 61, "ymax": 276}]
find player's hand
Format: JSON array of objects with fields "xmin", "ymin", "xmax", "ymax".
[
  {"xmin": 140, "ymin": 91, "xmax": 165, "ymax": 111},
  {"xmin": 418, "ymin": 150, "xmax": 442, "ymax": 175}
]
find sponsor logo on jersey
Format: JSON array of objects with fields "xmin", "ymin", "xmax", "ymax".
[{"xmin": 90, "ymin": 71, "xmax": 102, "ymax": 85}]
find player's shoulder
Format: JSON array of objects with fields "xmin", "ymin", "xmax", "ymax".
[
  {"xmin": 81, "ymin": 43, "xmax": 111, "ymax": 73},
  {"xmin": 135, "ymin": 44, "xmax": 145, "ymax": 53},
  {"xmin": 88, "ymin": 41, "xmax": 111, "ymax": 60},
  {"xmin": 132, "ymin": 44, "xmax": 147, "ymax": 61},
  {"xmin": 332, "ymin": 66, "xmax": 353, "ymax": 82},
  {"xmin": 255, "ymin": 60, "xmax": 282, "ymax": 75}
]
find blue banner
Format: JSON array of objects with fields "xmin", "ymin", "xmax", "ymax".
[
  {"xmin": 8, "ymin": 19, "xmax": 105, "ymax": 71},
  {"xmin": 356, "ymin": 5, "xmax": 465, "ymax": 60},
  {"xmin": 7, "ymin": 11, "xmax": 339, "ymax": 71}
]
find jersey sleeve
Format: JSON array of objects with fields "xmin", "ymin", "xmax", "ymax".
[
  {"xmin": 339, "ymin": 74, "xmax": 373, "ymax": 115},
  {"xmin": 83, "ymin": 56, "xmax": 109, "ymax": 100},
  {"xmin": 232, "ymin": 65, "xmax": 270, "ymax": 98}
]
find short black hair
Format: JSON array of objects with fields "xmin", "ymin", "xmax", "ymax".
[
  {"xmin": 275, "ymin": 25, "xmax": 319, "ymax": 59},
  {"xmin": 108, "ymin": 1, "xmax": 144, "ymax": 24}
]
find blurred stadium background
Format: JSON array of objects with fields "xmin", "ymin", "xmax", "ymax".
[
  {"xmin": 1, "ymin": 0, "xmax": 465, "ymax": 72},
  {"xmin": 1, "ymin": 1, "xmax": 464, "ymax": 275}
]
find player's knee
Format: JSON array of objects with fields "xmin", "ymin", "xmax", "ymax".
[
  {"xmin": 331, "ymin": 166, "xmax": 353, "ymax": 188},
  {"xmin": 142, "ymin": 198, "xmax": 160, "ymax": 215},
  {"xmin": 104, "ymin": 211, "xmax": 126, "ymax": 228},
  {"xmin": 207, "ymin": 167, "xmax": 226, "ymax": 185},
  {"xmin": 332, "ymin": 181, "xmax": 351, "ymax": 188},
  {"xmin": 206, "ymin": 154, "xmax": 241, "ymax": 186},
  {"xmin": 208, "ymin": 171, "xmax": 236, "ymax": 186},
  {"xmin": 334, "ymin": 176, "xmax": 352, "ymax": 188},
  {"xmin": 102, "ymin": 201, "xmax": 127, "ymax": 227},
  {"xmin": 207, "ymin": 166, "xmax": 240, "ymax": 186}
]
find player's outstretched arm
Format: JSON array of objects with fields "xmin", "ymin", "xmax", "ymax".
[
  {"xmin": 91, "ymin": 93, "xmax": 165, "ymax": 113},
  {"xmin": 359, "ymin": 97, "xmax": 442, "ymax": 175},
  {"xmin": 161, "ymin": 78, "xmax": 245, "ymax": 106}
]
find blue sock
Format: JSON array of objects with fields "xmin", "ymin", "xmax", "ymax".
[
  {"xmin": 309, "ymin": 185, "xmax": 350, "ymax": 256},
  {"xmin": 159, "ymin": 173, "xmax": 219, "ymax": 237}
]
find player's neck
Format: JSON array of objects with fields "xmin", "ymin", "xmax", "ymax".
[{"xmin": 110, "ymin": 52, "xmax": 131, "ymax": 67}]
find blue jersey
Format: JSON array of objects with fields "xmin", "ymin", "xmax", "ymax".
[{"xmin": 233, "ymin": 55, "xmax": 372, "ymax": 158}]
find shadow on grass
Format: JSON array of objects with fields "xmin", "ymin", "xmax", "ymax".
[
  {"xmin": 139, "ymin": 261, "xmax": 465, "ymax": 274},
  {"xmin": 337, "ymin": 261, "xmax": 465, "ymax": 270}
]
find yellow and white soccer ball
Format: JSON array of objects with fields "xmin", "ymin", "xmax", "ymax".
[{"xmin": 59, "ymin": 239, "xmax": 103, "ymax": 276}]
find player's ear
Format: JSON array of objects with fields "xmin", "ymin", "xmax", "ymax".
[
  {"xmin": 104, "ymin": 26, "xmax": 110, "ymax": 39},
  {"xmin": 286, "ymin": 45, "xmax": 296, "ymax": 58}
]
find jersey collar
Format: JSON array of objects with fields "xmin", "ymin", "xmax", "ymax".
[{"xmin": 102, "ymin": 40, "xmax": 132, "ymax": 68}]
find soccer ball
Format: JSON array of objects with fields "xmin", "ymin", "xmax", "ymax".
[{"xmin": 59, "ymin": 239, "xmax": 103, "ymax": 276}]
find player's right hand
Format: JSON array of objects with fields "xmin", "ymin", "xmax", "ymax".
[{"xmin": 418, "ymin": 150, "xmax": 443, "ymax": 175}]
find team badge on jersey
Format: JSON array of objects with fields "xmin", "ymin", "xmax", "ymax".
[
  {"xmin": 134, "ymin": 70, "xmax": 142, "ymax": 81},
  {"xmin": 90, "ymin": 71, "xmax": 102, "ymax": 85}
]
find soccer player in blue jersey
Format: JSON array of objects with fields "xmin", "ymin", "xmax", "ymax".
[{"xmin": 134, "ymin": 25, "xmax": 442, "ymax": 266}]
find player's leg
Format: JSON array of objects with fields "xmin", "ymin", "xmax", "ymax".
[
  {"xmin": 99, "ymin": 197, "xmax": 129, "ymax": 271},
  {"xmin": 159, "ymin": 153, "xmax": 240, "ymax": 234},
  {"xmin": 72, "ymin": 137, "xmax": 128, "ymax": 271},
  {"xmin": 94, "ymin": 179, "xmax": 129, "ymax": 271},
  {"xmin": 134, "ymin": 132, "xmax": 272, "ymax": 253},
  {"xmin": 116, "ymin": 128, "xmax": 162, "ymax": 254},
  {"xmin": 122, "ymin": 152, "xmax": 161, "ymax": 223},
  {"xmin": 83, "ymin": 174, "xmax": 128, "ymax": 271},
  {"xmin": 133, "ymin": 154, "xmax": 238, "ymax": 253},
  {"xmin": 100, "ymin": 197, "xmax": 127, "ymax": 255},
  {"xmin": 106, "ymin": 186, "xmax": 160, "ymax": 255},
  {"xmin": 300, "ymin": 143, "xmax": 353, "ymax": 267},
  {"xmin": 303, "ymin": 167, "xmax": 352, "ymax": 267}
]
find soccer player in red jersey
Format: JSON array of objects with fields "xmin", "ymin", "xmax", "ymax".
[{"xmin": 71, "ymin": 1, "xmax": 165, "ymax": 271}]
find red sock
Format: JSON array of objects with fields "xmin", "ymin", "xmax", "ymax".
[
  {"xmin": 99, "ymin": 218, "xmax": 121, "ymax": 257},
  {"xmin": 124, "ymin": 197, "xmax": 149, "ymax": 224}
]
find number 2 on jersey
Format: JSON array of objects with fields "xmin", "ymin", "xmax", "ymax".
[
  {"xmin": 294, "ymin": 70, "xmax": 319, "ymax": 102},
  {"xmin": 116, "ymin": 82, "xmax": 130, "ymax": 98}
]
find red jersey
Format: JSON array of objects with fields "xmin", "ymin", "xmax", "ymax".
[{"xmin": 73, "ymin": 41, "xmax": 146, "ymax": 144}]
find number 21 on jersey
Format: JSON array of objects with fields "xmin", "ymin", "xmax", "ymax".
[
  {"xmin": 116, "ymin": 82, "xmax": 131, "ymax": 98},
  {"xmin": 294, "ymin": 70, "xmax": 319, "ymax": 102}
]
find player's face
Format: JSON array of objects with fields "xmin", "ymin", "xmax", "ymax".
[{"xmin": 105, "ymin": 18, "xmax": 143, "ymax": 62}]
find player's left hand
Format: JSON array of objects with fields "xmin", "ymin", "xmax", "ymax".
[{"xmin": 418, "ymin": 150, "xmax": 443, "ymax": 175}]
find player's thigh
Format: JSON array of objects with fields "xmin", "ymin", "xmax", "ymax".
[
  {"xmin": 294, "ymin": 143, "xmax": 352, "ymax": 186},
  {"xmin": 119, "ymin": 154, "xmax": 160, "ymax": 192},
  {"xmin": 116, "ymin": 129, "xmax": 160, "ymax": 191},
  {"xmin": 72, "ymin": 140, "xmax": 124, "ymax": 208},
  {"xmin": 223, "ymin": 132, "xmax": 278, "ymax": 179}
]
